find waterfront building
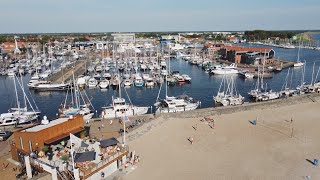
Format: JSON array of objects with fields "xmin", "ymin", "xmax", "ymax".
[
  {"xmin": 10, "ymin": 116, "xmax": 130, "ymax": 180},
  {"xmin": 11, "ymin": 116, "xmax": 85, "ymax": 161},
  {"xmin": 220, "ymin": 46, "xmax": 275, "ymax": 65}
]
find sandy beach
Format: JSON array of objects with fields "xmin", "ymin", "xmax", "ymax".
[{"xmin": 125, "ymin": 100, "xmax": 320, "ymax": 180}]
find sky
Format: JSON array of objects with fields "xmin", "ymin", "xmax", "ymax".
[{"xmin": 1, "ymin": 0, "xmax": 320, "ymax": 33}]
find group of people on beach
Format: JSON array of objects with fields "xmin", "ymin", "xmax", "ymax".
[{"xmin": 188, "ymin": 117, "xmax": 215, "ymax": 145}]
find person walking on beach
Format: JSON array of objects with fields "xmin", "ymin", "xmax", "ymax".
[
  {"xmin": 193, "ymin": 124, "xmax": 197, "ymax": 131},
  {"xmin": 188, "ymin": 137, "xmax": 194, "ymax": 144}
]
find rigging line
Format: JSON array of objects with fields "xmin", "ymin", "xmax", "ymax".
[
  {"xmin": 83, "ymin": 90, "xmax": 94, "ymax": 110},
  {"xmin": 14, "ymin": 75, "xmax": 36, "ymax": 113},
  {"xmin": 27, "ymin": 84, "xmax": 40, "ymax": 111},
  {"xmin": 156, "ymin": 81, "xmax": 163, "ymax": 103},
  {"xmin": 124, "ymin": 86, "xmax": 133, "ymax": 105}
]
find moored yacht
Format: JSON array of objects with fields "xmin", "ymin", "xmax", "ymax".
[
  {"xmin": 155, "ymin": 95, "xmax": 200, "ymax": 114},
  {"xmin": 102, "ymin": 97, "xmax": 149, "ymax": 119},
  {"xmin": 211, "ymin": 63, "xmax": 239, "ymax": 75}
]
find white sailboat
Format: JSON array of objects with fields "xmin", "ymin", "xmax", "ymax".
[
  {"xmin": 0, "ymin": 75, "xmax": 40, "ymax": 126},
  {"xmin": 59, "ymin": 74, "xmax": 94, "ymax": 121},
  {"xmin": 294, "ymin": 41, "xmax": 304, "ymax": 67},
  {"xmin": 280, "ymin": 68, "xmax": 298, "ymax": 96},
  {"xmin": 213, "ymin": 76, "xmax": 244, "ymax": 106}
]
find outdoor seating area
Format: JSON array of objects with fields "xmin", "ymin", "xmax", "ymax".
[{"xmin": 34, "ymin": 136, "xmax": 128, "ymax": 177}]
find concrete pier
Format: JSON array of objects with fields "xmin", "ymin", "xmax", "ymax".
[{"xmin": 48, "ymin": 60, "xmax": 89, "ymax": 83}]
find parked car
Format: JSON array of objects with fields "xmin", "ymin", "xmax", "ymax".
[{"xmin": 0, "ymin": 131, "xmax": 13, "ymax": 141}]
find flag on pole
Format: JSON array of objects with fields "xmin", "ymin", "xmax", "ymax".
[
  {"xmin": 123, "ymin": 115, "xmax": 130, "ymax": 122},
  {"xmin": 70, "ymin": 133, "xmax": 82, "ymax": 150}
]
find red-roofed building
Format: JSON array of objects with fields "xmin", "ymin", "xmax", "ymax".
[
  {"xmin": 205, "ymin": 43, "xmax": 225, "ymax": 55},
  {"xmin": 220, "ymin": 46, "xmax": 275, "ymax": 64},
  {"xmin": 1, "ymin": 42, "xmax": 30, "ymax": 52},
  {"xmin": 227, "ymin": 37, "xmax": 239, "ymax": 43}
]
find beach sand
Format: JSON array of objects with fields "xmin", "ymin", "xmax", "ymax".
[
  {"xmin": 125, "ymin": 101, "xmax": 320, "ymax": 180},
  {"xmin": 0, "ymin": 144, "xmax": 20, "ymax": 180}
]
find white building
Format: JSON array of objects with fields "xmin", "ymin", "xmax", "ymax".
[{"xmin": 111, "ymin": 33, "xmax": 135, "ymax": 43}]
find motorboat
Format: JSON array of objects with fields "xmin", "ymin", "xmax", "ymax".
[
  {"xmin": 155, "ymin": 95, "xmax": 200, "ymax": 114},
  {"xmin": 29, "ymin": 81, "xmax": 70, "ymax": 91},
  {"xmin": 102, "ymin": 83, "xmax": 149, "ymax": 118},
  {"xmin": 181, "ymin": 74, "xmax": 191, "ymax": 82},
  {"xmin": 77, "ymin": 76, "xmax": 87, "ymax": 88},
  {"xmin": 134, "ymin": 75, "xmax": 144, "ymax": 87},
  {"xmin": 123, "ymin": 79, "xmax": 133, "ymax": 87},
  {"xmin": 88, "ymin": 78, "xmax": 98, "ymax": 88},
  {"xmin": 99, "ymin": 80, "xmax": 109, "ymax": 89},
  {"xmin": 211, "ymin": 63, "xmax": 239, "ymax": 75},
  {"xmin": 145, "ymin": 77, "xmax": 155, "ymax": 87}
]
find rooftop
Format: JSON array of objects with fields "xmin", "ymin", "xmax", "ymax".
[
  {"xmin": 225, "ymin": 46, "xmax": 273, "ymax": 53},
  {"xmin": 23, "ymin": 117, "xmax": 69, "ymax": 132}
]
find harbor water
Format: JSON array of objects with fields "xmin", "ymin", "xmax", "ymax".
[{"xmin": 0, "ymin": 44, "xmax": 320, "ymax": 120}]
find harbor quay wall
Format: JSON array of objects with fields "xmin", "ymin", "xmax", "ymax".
[{"xmin": 158, "ymin": 94, "xmax": 320, "ymax": 119}]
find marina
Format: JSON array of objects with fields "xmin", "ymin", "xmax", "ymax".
[
  {"xmin": 2, "ymin": 0, "xmax": 320, "ymax": 179},
  {"xmin": 0, "ymin": 40, "xmax": 319, "ymax": 120},
  {"xmin": 0, "ymin": 32, "xmax": 320, "ymax": 180}
]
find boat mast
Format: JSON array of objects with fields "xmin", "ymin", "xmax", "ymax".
[
  {"xmin": 19, "ymin": 73, "xmax": 28, "ymax": 110},
  {"xmin": 283, "ymin": 68, "xmax": 290, "ymax": 90},
  {"xmin": 72, "ymin": 71, "xmax": 79, "ymax": 109},
  {"xmin": 297, "ymin": 40, "xmax": 301, "ymax": 63},
  {"xmin": 256, "ymin": 64, "xmax": 260, "ymax": 90},
  {"xmin": 231, "ymin": 77, "xmax": 234, "ymax": 97},
  {"xmin": 13, "ymin": 74, "xmax": 20, "ymax": 113},
  {"xmin": 301, "ymin": 61, "xmax": 306, "ymax": 86},
  {"xmin": 261, "ymin": 51, "xmax": 266, "ymax": 90},
  {"xmin": 311, "ymin": 62, "xmax": 316, "ymax": 85},
  {"xmin": 119, "ymin": 77, "xmax": 121, "ymax": 99},
  {"xmin": 166, "ymin": 59, "xmax": 168, "ymax": 99}
]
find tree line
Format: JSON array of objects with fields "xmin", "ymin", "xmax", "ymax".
[{"xmin": 244, "ymin": 30, "xmax": 299, "ymax": 41}]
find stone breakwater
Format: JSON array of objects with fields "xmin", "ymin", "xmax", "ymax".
[
  {"xmin": 159, "ymin": 94, "xmax": 320, "ymax": 119},
  {"xmin": 123, "ymin": 94, "xmax": 320, "ymax": 144}
]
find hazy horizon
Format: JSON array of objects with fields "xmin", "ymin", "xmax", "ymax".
[{"xmin": 1, "ymin": 0, "xmax": 320, "ymax": 34}]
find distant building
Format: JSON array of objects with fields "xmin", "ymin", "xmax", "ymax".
[
  {"xmin": 227, "ymin": 37, "xmax": 239, "ymax": 43},
  {"xmin": 220, "ymin": 46, "xmax": 275, "ymax": 65},
  {"xmin": 111, "ymin": 33, "xmax": 135, "ymax": 43},
  {"xmin": 180, "ymin": 37, "xmax": 205, "ymax": 43},
  {"xmin": 1, "ymin": 42, "xmax": 27, "ymax": 52}
]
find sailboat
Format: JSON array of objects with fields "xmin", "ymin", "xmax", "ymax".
[
  {"xmin": 58, "ymin": 73, "xmax": 94, "ymax": 121},
  {"xmin": 280, "ymin": 68, "xmax": 298, "ymax": 96},
  {"xmin": 101, "ymin": 82, "xmax": 149, "ymax": 119},
  {"xmin": 248, "ymin": 64, "xmax": 263, "ymax": 99},
  {"xmin": 0, "ymin": 74, "xmax": 40, "ymax": 126},
  {"xmin": 213, "ymin": 75, "xmax": 244, "ymax": 106},
  {"xmin": 294, "ymin": 41, "xmax": 304, "ymax": 67},
  {"xmin": 154, "ymin": 48, "xmax": 200, "ymax": 114}
]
